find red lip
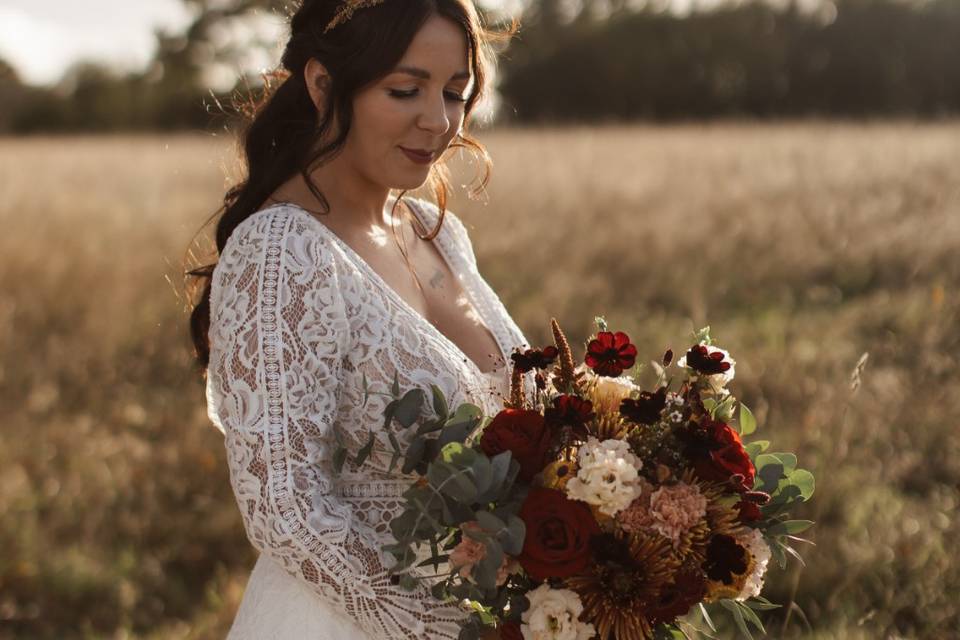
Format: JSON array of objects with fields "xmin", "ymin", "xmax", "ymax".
[{"xmin": 399, "ymin": 146, "xmax": 435, "ymax": 164}]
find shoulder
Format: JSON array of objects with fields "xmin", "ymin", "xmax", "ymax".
[{"xmin": 225, "ymin": 204, "xmax": 342, "ymax": 264}]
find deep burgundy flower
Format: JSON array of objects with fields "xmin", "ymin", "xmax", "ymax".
[
  {"xmin": 510, "ymin": 346, "xmax": 560, "ymax": 373},
  {"xmin": 702, "ymin": 534, "xmax": 748, "ymax": 585},
  {"xmin": 736, "ymin": 500, "xmax": 763, "ymax": 523},
  {"xmin": 500, "ymin": 622, "xmax": 523, "ymax": 640},
  {"xmin": 479, "ymin": 409, "xmax": 552, "ymax": 483},
  {"xmin": 683, "ymin": 418, "xmax": 756, "ymax": 492},
  {"xmin": 518, "ymin": 487, "xmax": 601, "ymax": 581},
  {"xmin": 619, "ymin": 387, "xmax": 668, "ymax": 425},
  {"xmin": 544, "ymin": 394, "xmax": 595, "ymax": 439},
  {"xmin": 684, "ymin": 344, "xmax": 731, "ymax": 376},
  {"xmin": 662, "ymin": 348, "xmax": 674, "ymax": 367},
  {"xmin": 648, "ymin": 566, "xmax": 708, "ymax": 624},
  {"xmin": 585, "ymin": 331, "xmax": 638, "ymax": 377}
]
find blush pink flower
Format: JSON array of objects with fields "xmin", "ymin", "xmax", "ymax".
[
  {"xmin": 647, "ymin": 482, "xmax": 707, "ymax": 543},
  {"xmin": 449, "ymin": 521, "xmax": 519, "ymax": 586},
  {"xmin": 617, "ymin": 481, "xmax": 707, "ymax": 547},
  {"xmin": 616, "ymin": 478, "xmax": 656, "ymax": 533}
]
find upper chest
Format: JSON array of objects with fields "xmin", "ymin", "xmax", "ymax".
[{"xmin": 326, "ymin": 209, "xmax": 506, "ymax": 375}]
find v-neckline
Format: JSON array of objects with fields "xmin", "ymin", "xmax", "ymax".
[{"xmin": 262, "ymin": 200, "xmax": 509, "ymax": 379}]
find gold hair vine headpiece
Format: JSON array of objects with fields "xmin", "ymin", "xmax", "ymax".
[{"xmin": 323, "ymin": 0, "xmax": 388, "ymax": 34}]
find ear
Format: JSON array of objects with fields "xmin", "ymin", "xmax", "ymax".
[{"xmin": 304, "ymin": 57, "xmax": 332, "ymax": 113}]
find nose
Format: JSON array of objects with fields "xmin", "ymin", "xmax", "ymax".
[{"xmin": 417, "ymin": 91, "xmax": 452, "ymax": 136}]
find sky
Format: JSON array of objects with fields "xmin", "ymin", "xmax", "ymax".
[
  {"xmin": 0, "ymin": 0, "xmax": 736, "ymax": 88},
  {"xmin": 0, "ymin": 0, "xmax": 195, "ymax": 86}
]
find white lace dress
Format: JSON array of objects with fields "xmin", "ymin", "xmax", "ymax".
[{"xmin": 204, "ymin": 197, "xmax": 536, "ymax": 639}]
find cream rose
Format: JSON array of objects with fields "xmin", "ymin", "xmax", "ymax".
[{"xmin": 521, "ymin": 584, "xmax": 596, "ymax": 640}]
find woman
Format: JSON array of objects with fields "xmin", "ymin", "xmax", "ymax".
[{"xmin": 188, "ymin": 0, "xmax": 527, "ymax": 637}]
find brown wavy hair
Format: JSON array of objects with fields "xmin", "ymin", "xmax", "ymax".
[{"xmin": 184, "ymin": 0, "xmax": 518, "ymax": 373}]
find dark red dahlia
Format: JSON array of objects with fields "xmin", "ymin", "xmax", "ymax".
[
  {"xmin": 684, "ymin": 344, "xmax": 731, "ymax": 376},
  {"xmin": 544, "ymin": 394, "xmax": 595, "ymax": 439},
  {"xmin": 510, "ymin": 346, "xmax": 560, "ymax": 373},
  {"xmin": 648, "ymin": 565, "xmax": 708, "ymax": 624},
  {"xmin": 585, "ymin": 331, "xmax": 638, "ymax": 377},
  {"xmin": 620, "ymin": 387, "xmax": 668, "ymax": 425},
  {"xmin": 702, "ymin": 534, "xmax": 748, "ymax": 585}
]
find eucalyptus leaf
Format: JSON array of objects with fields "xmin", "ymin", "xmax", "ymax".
[
  {"xmin": 449, "ymin": 402, "xmax": 483, "ymax": 422},
  {"xmin": 474, "ymin": 450, "xmax": 513, "ymax": 504},
  {"xmin": 354, "ymin": 433, "xmax": 376, "ymax": 467},
  {"xmin": 431, "ymin": 384, "xmax": 449, "ymax": 420},
  {"xmin": 767, "ymin": 536, "xmax": 787, "ymax": 569},
  {"xmin": 416, "ymin": 418, "xmax": 446, "ymax": 437},
  {"xmin": 428, "ymin": 460, "xmax": 479, "ymax": 503},
  {"xmin": 720, "ymin": 599, "xmax": 754, "ymax": 640},
  {"xmin": 785, "ymin": 468, "xmax": 816, "ymax": 501},
  {"xmin": 739, "ymin": 402, "xmax": 757, "ymax": 436},
  {"xmin": 698, "ymin": 603, "xmax": 717, "ymax": 632},
  {"xmin": 402, "ymin": 436, "xmax": 427, "ymax": 475},
  {"xmin": 332, "ymin": 447, "xmax": 348, "ymax": 474},
  {"xmin": 766, "ymin": 519, "xmax": 815, "ymax": 536},
  {"xmin": 744, "ymin": 440, "xmax": 770, "ymax": 459},
  {"xmin": 770, "ymin": 452, "xmax": 798, "ymax": 474},
  {"xmin": 470, "ymin": 454, "xmax": 494, "ymax": 497},
  {"xmin": 737, "ymin": 601, "xmax": 766, "ymax": 633},
  {"xmin": 502, "ymin": 515, "xmax": 526, "ymax": 555},
  {"xmin": 756, "ymin": 460, "xmax": 786, "ymax": 494},
  {"xmin": 475, "ymin": 510, "xmax": 506, "ymax": 535},
  {"xmin": 395, "ymin": 388, "xmax": 426, "ymax": 428}
]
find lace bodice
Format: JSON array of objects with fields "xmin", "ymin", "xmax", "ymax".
[{"xmin": 205, "ymin": 197, "xmax": 535, "ymax": 638}]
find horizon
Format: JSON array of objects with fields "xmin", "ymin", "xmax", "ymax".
[{"xmin": 0, "ymin": 0, "xmax": 748, "ymax": 89}]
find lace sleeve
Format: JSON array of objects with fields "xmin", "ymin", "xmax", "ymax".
[{"xmin": 207, "ymin": 208, "xmax": 468, "ymax": 639}]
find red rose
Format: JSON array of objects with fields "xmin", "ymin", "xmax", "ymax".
[
  {"xmin": 691, "ymin": 419, "xmax": 755, "ymax": 491},
  {"xmin": 479, "ymin": 409, "xmax": 552, "ymax": 483},
  {"xmin": 518, "ymin": 487, "xmax": 600, "ymax": 581},
  {"xmin": 500, "ymin": 622, "xmax": 523, "ymax": 640}
]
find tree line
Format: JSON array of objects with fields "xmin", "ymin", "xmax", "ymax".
[{"xmin": 1, "ymin": 0, "xmax": 958, "ymax": 133}]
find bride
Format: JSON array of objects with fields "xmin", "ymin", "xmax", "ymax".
[{"xmin": 188, "ymin": 0, "xmax": 528, "ymax": 637}]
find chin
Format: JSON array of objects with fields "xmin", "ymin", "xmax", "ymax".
[{"xmin": 391, "ymin": 172, "xmax": 432, "ymax": 191}]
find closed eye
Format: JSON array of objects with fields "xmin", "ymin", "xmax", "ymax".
[{"xmin": 389, "ymin": 89, "xmax": 468, "ymax": 103}]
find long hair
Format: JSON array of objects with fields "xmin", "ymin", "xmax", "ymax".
[{"xmin": 184, "ymin": 0, "xmax": 518, "ymax": 373}]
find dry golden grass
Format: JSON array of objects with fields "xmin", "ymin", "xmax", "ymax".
[{"xmin": 1, "ymin": 122, "xmax": 958, "ymax": 639}]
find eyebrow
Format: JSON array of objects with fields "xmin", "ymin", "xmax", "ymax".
[{"xmin": 393, "ymin": 65, "xmax": 471, "ymax": 81}]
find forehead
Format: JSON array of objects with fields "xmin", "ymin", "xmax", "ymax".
[{"xmin": 393, "ymin": 14, "xmax": 472, "ymax": 80}]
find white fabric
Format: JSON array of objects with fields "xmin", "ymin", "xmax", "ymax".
[{"xmin": 205, "ymin": 196, "xmax": 535, "ymax": 639}]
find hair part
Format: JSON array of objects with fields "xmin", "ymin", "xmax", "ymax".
[{"xmin": 184, "ymin": 0, "xmax": 519, "ymax": 372}]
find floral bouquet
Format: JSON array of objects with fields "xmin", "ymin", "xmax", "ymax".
[{"xmin": 338, "ymin": 318, "xmax": 815, "ymax": 640}]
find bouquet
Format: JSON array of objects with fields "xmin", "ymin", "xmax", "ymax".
[{"xmin": 338, "ymin": 318, "xmax": 815, "ymax": 640}]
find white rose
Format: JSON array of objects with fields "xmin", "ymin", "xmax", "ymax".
[
  {"xmin": 676, "ymin": 343, "xmax": 736, "ymax": 393},
  {"xmin": 521, "ymin": 584, "xmax": 596, "ymax": 640}
]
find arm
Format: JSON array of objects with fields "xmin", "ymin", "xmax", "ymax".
[{"xmin": 207, "ymin": 208, "xmax": 468, "ymax": 639}]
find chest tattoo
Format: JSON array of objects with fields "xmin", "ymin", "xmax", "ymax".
[{"xmin": 428, "ymin": 270, "xmax": 445, "ymax": 289}]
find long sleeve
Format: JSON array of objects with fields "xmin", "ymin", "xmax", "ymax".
[{"xmin": 206, "ymin": 208, "xmax": 468, "ymax": 639}]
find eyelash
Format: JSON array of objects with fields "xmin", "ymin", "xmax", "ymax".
[{"xmin": 389, "ymin": 89, "xmax": 468, "ymax": 103}]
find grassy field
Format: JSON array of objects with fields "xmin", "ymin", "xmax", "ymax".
[{"xmin": 0, "ymin": 122, "xmax": 957, "ymax": 639}]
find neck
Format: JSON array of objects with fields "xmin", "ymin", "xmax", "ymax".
[{"xmin": 275, "ymin": 154, "xmax": 403, "ymax": 230}]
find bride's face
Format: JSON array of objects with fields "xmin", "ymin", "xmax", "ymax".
[{"xmin": 345, "ymin": 14, "xmax": 474, "ymax": 190}]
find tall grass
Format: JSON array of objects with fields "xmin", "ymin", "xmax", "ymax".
[{"xmin": 1, "ymin": 122, "xmax": 957, "ymax": 639}]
